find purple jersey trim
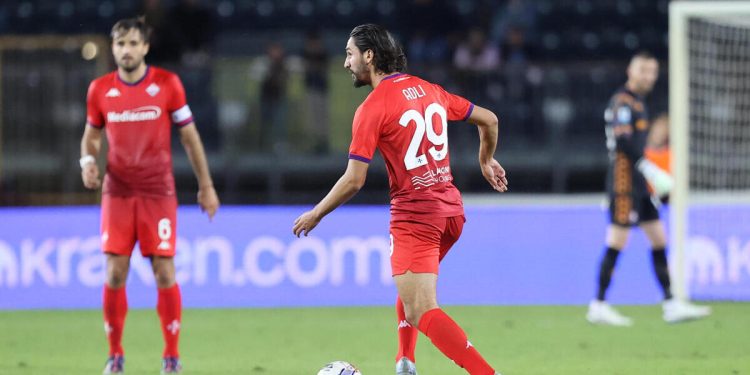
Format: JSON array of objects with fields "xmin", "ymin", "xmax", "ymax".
[
  {"xmin": 348, "ymin": 153, "xmax": 371, "ymax": 163},
  {"xmin": 462, "ymin": 103, "xmax": 475, "ymax": 122},
  {"xmin": 382, "ymin": 73, "xmax": 406, "ymax": 82},
  {"xmin": 87, "ymin": 121, "xmax": 103, "ymax": 129},
  {"xmin": 175, "ymin": 117, "xmax": 194, "ymax": 127},
  {"xmin": 117, "ymin": 65, "xmax": 150, "ymax": 86}
]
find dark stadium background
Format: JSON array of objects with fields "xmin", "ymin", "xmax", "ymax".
[{"xmin": 0, "ymin": 0, "xmax": 669, "ymax": 205}]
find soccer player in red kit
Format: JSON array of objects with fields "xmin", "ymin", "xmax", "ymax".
[
  {"xmin": 79, "ymin": 17, "xmax": 219, "ymax": 374},
  {"xmin": 293, "ymin": 24, "xmax": 507, "ymax": 375}
]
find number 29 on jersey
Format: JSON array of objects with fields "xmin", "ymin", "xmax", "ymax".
[{"xmin": 399, "ymin": 103, "xmax": 448, "ymax": 171}]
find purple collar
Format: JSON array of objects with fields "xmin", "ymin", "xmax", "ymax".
[
  {"xmin": 382, "ymin": 72, "xmax": 406, "ymax": 82},
  {"xmin": 117, "ymin": 65, "xmax": 150, "ymax": 86}
]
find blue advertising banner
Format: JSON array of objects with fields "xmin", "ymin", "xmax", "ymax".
[
  {"xmin": 687, "ymin": 204, "xmax": 750, "ymax": 301},
  {"xmin": 0, "ymin": 204, "xmax": 747, "ymax": 309}
]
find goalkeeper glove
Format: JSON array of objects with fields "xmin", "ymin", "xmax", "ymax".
[{"xmin": 636, "ymin": 158, "xmax": 673, "ymax": 198}]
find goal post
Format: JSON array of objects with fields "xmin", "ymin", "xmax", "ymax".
[{"xmin": 669, "ymin": 1, "xmax": 750, "ymax": 300}]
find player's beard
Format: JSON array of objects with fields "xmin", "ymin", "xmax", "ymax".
[
  {"xmin": 635, "ymin": 82, "xmax": 653, "ymax": 96},
  {"xmin": 118, "ymin": 57, "xmax": 143, "ymax": 73},
  {"xmin": 642, "ymin": 82, "xmax": 655, "ymax": 95},
  {"xmin": 351, "ymin": 63, "xmax": 370, "ymax": 88}
]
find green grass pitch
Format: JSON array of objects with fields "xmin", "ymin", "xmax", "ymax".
[{"xmin": 1, "ymin": 303, "xmax": 748, "ymax": 374}]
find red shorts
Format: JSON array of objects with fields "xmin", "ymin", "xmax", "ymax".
[
  {"xmin": 101, "ymin": 195, "xmax": 177, "ymax": 257},
  {"xmin": 389, "ymin": 215, "xmax": 465, "ymax": 276}
]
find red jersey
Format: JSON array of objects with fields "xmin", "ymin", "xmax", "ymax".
[
  {"xmin": 86, "ymin": 66, "xmax": 194, "ymax": 196},
  {"xmin": 348, "ymin": 73, "xmax": 474, "ymax": 218}
]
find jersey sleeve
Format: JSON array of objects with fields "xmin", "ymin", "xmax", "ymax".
[
  {"xmin": 348, "ymin": 103, "xmax": 384, "ymax": 163},
  {"xmin": 85, "ymin": 81, "xmax": 104, "ymax": 128},
  {"xmin": 166, "ymin": 74, "xmax": 194, "ymax": 127},
  {"xmin": 434, "ymin": 84, "xmax": 474, "ymax": 121},
  {"xmin": 608, "ymin": 99, "xmax": 642, "ymax": 163}
]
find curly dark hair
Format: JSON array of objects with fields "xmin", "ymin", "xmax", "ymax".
[
  {"xmin": 111, "ymin": 16, "xmax": 152, "ymax": 43},
  {"xmin": 349, "ymin": 24, "xmax": 407, "ymax": 74}
]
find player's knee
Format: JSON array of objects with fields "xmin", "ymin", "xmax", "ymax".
[
  {"xmin": 153, "ymin": 269, "xmax": 176, "ymax": 288},
  {"xmin": 106, "ymin": 270, "xmax": 127, "ymax": 288},
  {"xmin": 403, "ymin": 301, "xmax": 437, "ymax": 328},
  {"xmin": 651, "ymin": 241, "xmax": 667, "ymax": 250},
  {"xmin": 607, "ymin": 237, "xmax": 627, "ymax": 249},
  {"xmin": 105, "ymin": 255, "xmax": 130, "ymax": 288},
  {"xmin": 403, "ymin": 307, "xmax": 421, "ymax": 327},
  {"xmin": 154, "ymin": 272, "xmax": 175, "ymax": 288}
]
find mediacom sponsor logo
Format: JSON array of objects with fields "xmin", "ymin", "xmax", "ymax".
[{"xmin": 107, "ymin": 106, "xmax": 161, "ymax": 123}]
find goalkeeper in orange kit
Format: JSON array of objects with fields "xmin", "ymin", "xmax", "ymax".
[{"xmin": 586, "ymin": 52, "xmax": 711, "ymax": 326}]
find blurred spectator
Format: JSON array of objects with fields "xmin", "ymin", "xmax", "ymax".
[
  {"xmin": 453, "ymin": 27, "xmax": 500, "ymax": 102},
  {"xmin": 140, "ymin": 0, "xmax": 181, "ymax": 65},
  {"xmin": 644, "ymin": 113, "xmax": 671, "ymax": 201},
  {"xmin": 645, "ymin": 113, "xmax": 670, "ymax": 173},
  {"xmin": 500, "ymin": 26, "xmax": 537, "ymax": 138},
  {"xmin": 644, "ymin": 113, "xmax": 672, "ymax": 202},
  {"xmin": 302, "ymin": 30, "xmax": 330, "ymax": 155},
  {"xmin": 406, "ymin": 31, "xmax": 445, "ymax": 68},
  {"xmin": 139, "ymin": 0, "xmax": 219, "ymax": 151},
  {"xmin": 489, "ymin": 0, "xmax": 538, "ymax": 46},
  {"xmin": 501, "ymin": 26, "xmax": 532, "ymax": 101},
  {"xmin": 501, "ymin": 26, "xmax": 532, "ymax": 66},
  {"xmin": 399, "ymin": 0, "xmax": 455, "ymax": 68},
  {"xmin": 453, "ymin": 28, "xmax": 500, "ymax": 73},
  {"xmin": 260, "ymin": 42, "xmax": 289, "ymax": 154},
  {"xmin": 173, "ymin": 0, "xmax": 215, "ymax": 67},
  {"xmin": 452, "ymin": 28, "xmax": 500, "ymax": 151}
]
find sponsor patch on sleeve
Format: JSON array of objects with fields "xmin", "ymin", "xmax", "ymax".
[{"xmin": 617, "ymin": 106, "xmax": 632, "ymax": 124}]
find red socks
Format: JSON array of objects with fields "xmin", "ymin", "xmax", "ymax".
[
  {"xmin": 157, "ymin": 284, "xmax": 182, "ymax": 358},
  {"xmin": 103, "ymin": 285, "xmax": 127, "ymax": 356},
  {"xmin": 396, "ymin": 296, "xmax": 418, "ymax": 362},
  {"xmin": 417, "ymin": 308, "xmax": 495, "ymax": 375},
  {"xmin": 104, "ymin": 284, "xmax": 182, "ymax": 358}
]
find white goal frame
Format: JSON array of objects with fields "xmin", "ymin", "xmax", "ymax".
[{"xmin": 669, "ymin": 1, "xmax": 750, "ymax": 299}]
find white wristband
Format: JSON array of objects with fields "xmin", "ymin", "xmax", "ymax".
[{"xmin": 79, "ymin": 155, "xmax": 96, "ymax": 169}]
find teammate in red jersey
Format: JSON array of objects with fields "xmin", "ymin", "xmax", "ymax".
[
  {"xmin": 293, "ymin": 24, "xmax": 507, "ymax": 375},
  {"xmin": 79, "ymin": 17, "xmax": 219, "ymax": 374}
]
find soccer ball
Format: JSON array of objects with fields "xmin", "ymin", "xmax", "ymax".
[{"xmin": 317, "ymin": 361, "xmax": 362, "ymax": 375}]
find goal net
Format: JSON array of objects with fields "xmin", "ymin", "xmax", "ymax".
[{"xmin": 670, "ymin": 1, "xmax": 750, "ymax": 301}]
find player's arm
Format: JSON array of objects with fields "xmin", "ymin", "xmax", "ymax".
[
  {"xmin": 611, "ymin": 104, "xmax": 644, "ymax": 163},
  {"xmin": 611, "ymin": 104, "xmax": 673, "ymax": 197},
  {"xmin": 292, "ymin": 159, "xmax": 368, "ymax": 237},
  {"xmin": 178, "ymin": 123, "xmax": 220, "ymax": 220},
  {"xmin": 80, "ymin": 124, "xmax": 102, "ymax": 189},
  {"xmin": 467, "ymin": 105, "xmax": 508, "ymax": 192},
  {"xmin": 81, "ymin": 80, "xmax": 104, "ymax": 190}
]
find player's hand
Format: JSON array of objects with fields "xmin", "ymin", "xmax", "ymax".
[
  {"xmin": 198, "ymin": 185, "xmax": 220, "ymax": 221},
  {"xmin": 81, "ymin": 163, "xmax": 101, "ymax": 189},
  {"xmin": 650, "ymin": 172, "xmax": 673, "ymax": 198},
  {"xmin": 293, "ymin": 210, "xmax": 321, "ymax": 238},
  {"xmin": 636, "ymin": 159, "xmax": 673, "ymax": 198},
  {"xmin": 480, "ymin": 158, "xmax": 508, "ymax": 192}
]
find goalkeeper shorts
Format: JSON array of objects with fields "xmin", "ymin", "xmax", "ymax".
[{"xmin": 609, "ymin": 194, "xmax": 659, "ymax": 226}]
